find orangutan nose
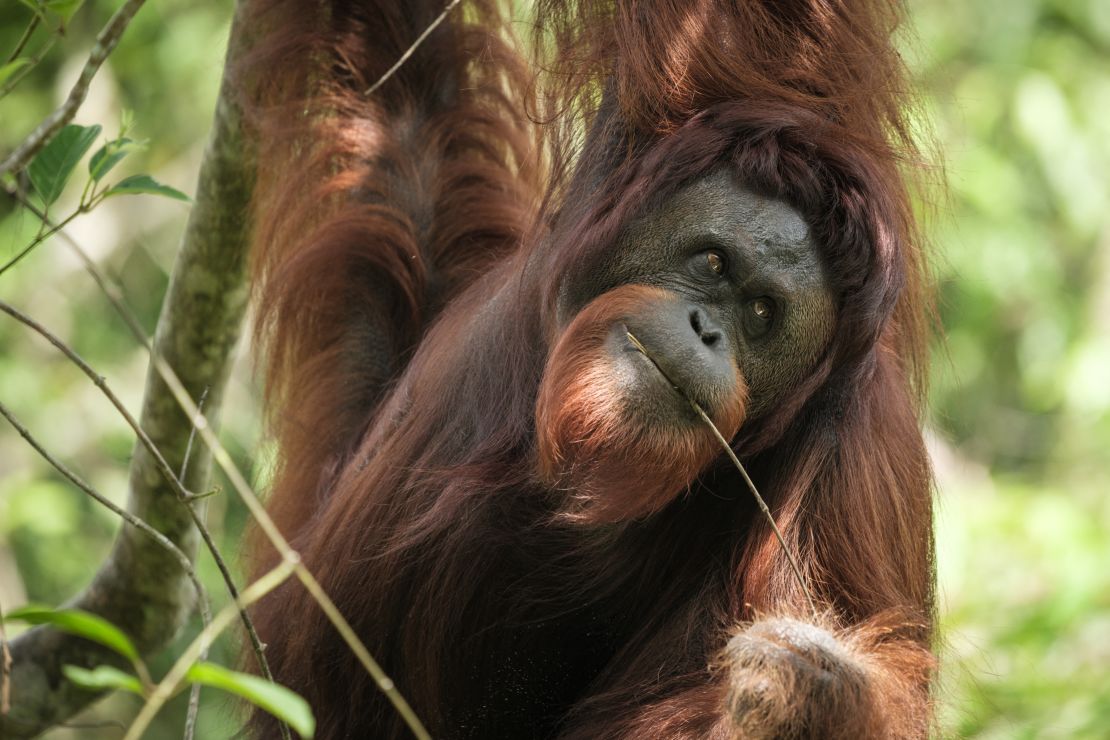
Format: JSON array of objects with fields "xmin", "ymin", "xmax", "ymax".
[
  {"xmin": 622, "ymin": 298, "xmax": 737, "ymax": 410},
  {"xmin": 689, "ymin": 306, "xmax": 723, "ymax": 348}
]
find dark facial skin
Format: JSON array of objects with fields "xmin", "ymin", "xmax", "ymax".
[{"xmin": 559, "ymin": 168, "xmax": 836, "ymax": 420}]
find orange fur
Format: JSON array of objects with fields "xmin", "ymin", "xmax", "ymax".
[
  {"xmin": 242, "ymin": 2, "xmax": 938, "ymax": 738},
  {"xmin": 536, "ymin": 285, "xmax": 746, "ymax": 523}
]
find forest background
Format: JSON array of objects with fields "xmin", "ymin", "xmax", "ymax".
[{"xmin": 0, "ymin": 0, "xmax": 1107, "ymax": 737}]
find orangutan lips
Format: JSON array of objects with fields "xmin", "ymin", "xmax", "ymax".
[{"xmin": 624, "ymin": 329, "xmax": 818, "ymax": 620}]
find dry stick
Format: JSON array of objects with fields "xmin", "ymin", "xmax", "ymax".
[
  {"xmin": 364, "ymin": 0, "xmax": 463, "ymax": 95},
  {"xmin": 624, "ymin": 331, "xmax": 820, "ymax": 620},
  {"xmin": 147, "ymin": 353, "xmax": 431, "ymax": 740},
  {"xmin": 179, "ymin": 389, "xmax": 209, "ymax": 482},
  {"xmin": 0, "ymin": 400, "xmax": 212, "ymax": 677},
  {"xmin": 123, "ymin": 558, "xmax": 298, "ymax": 740},
  {"xmin": 0, "ymin": 300, "xmax": 275, "ymax": 689},
  {"xmin": 0, "ymin": 0, "xmax": 147, "ymax": 178}
]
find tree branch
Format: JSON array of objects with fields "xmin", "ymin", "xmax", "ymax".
[{"xmin": 0, "ymin": 1, "xmax": 256, "ymax": 733}]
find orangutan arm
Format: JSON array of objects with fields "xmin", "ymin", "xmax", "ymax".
[{"xmin": 559, "ymin": 612, "xmax": 932, "ymax": 740}]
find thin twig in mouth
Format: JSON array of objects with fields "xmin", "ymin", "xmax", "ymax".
[{"xmin": 625, "ymin": 330, "xmax": 820, "ymax": 620}]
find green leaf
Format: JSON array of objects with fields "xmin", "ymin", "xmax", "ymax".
[
  {"xmin": 63, "ymin": 664, "xmax": 144, "ymax": 696},
  {"xmin": 5, "ymin": 605, "xmax": 139, "ymax": 663},
  {"xmin": 42, "ymin": 0, "xmax": 83, "ymax": 26},
  {"xmin": 0, "ymin": 59, "xmax": 30, "ymax": 89},
  {"xmin": 118, "ymin": 109, "xmax": 135, "ymax": 137},
  {"xmin": 88, "ymin": 137, "xmax": 141, "ymax": 182},
  {"xmin": 186, "ymin": 662, "xmax": 315, "ymax": 738},
  {"xmin": 27, "ymin": 123, "xmax": 101, "ymax": 206},
  {"xmin": 103, "ymin": 174, "xmax": 190, "ymax": 202},
  {"xmin": 45, "ymin": 0, "xmax": 83, "ymax": 14}
]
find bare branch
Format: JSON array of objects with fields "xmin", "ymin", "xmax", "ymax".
[
  {"xmin": 364, "ymin": 0, "xmax": 462, "ymax": 96},
  {"xmin": 1, "ymin": 184, "xmax": 155, "ymax": 349},
  {"xmin": 181, "ymin": 388, "xmax": 210, "ymax": 740},
  {"xmin": 0, "ymin": 299, "xmax": 194, "ymax": 501},
  {"xmin": 0, "ymin": 400, "xmax": 212, "ymax": 645}
]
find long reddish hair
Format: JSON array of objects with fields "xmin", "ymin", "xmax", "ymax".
[{"xmin": 242, "ymin": 1, "xmax": 936, "ymax": 737}]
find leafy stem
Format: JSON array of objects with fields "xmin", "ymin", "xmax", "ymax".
[{"xmin": 5, "ymin": 15, "xmax": 41, "ymax": 66}]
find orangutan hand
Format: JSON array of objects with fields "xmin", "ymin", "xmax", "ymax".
[{"xmin": 722, "ymin": 617, "xmax": 882, "ymax": 740}]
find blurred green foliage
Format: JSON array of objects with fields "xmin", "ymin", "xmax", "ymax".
[
  {"xmin": 0, "ymin": 0, "xmax": 1107, "ymax": 737},
  {"xmin": 912, "ymin": 0, "xmax": 1110, "ymax": 736}
]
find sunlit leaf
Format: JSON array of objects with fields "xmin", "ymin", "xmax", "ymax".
[
  {"xmin": 63, "ymin": 664, "xmax": 144, "ymax": 696},
  {"xmin": 118, "ymin": 109, "xmax": 136, "ymax": 138},
  {"xmin": 5, "ymin": 605, "xmax": 139, "ymax": 662},
  {"xmin": 103, "ymin": 174, "xmax": 189, "ymax": 202},
  {"xmin": 88, "ymin": 137, "xmax": 142, "ymax": 182},
  {"xmin": 27, "ymin": 123, "xmax": 101, "ymax": 206},
  {"xmin": 186, "ymin": 662, "xmax": 315, "ymax": 738}
]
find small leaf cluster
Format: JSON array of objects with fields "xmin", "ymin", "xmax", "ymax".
[{"xmin": 28, "ymin": 120, "xmax": 189, "ymax": 211}]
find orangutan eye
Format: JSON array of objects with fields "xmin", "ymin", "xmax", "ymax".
[
  {"xmin": 705, "ymin": 250, "xmax": 727, "ymax": 276},
  {"xmin": 750, "ymin": 297, "xmax": 774, "ymax": 320}
]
